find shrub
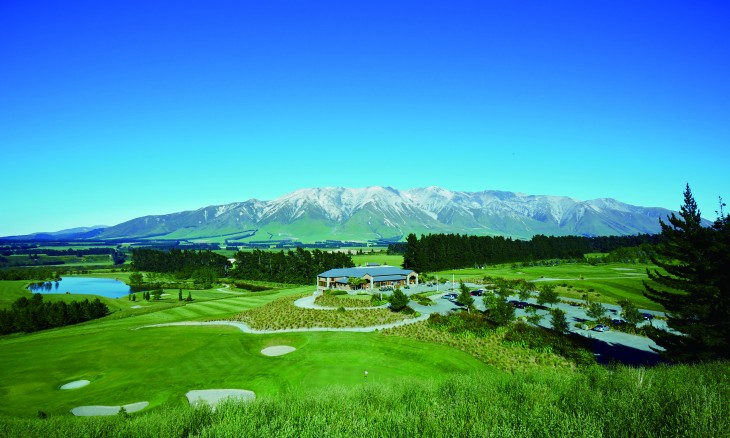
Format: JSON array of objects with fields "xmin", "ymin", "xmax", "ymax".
[
  {"xmin": 504, "ymin": 322, "xmax": 595, "ymax": 366},
  {"xmin": 401, "ymin": 306, "xmax": 416, "ymax": 315},
  {"xmin": 428, "ymin": 312, "xmax": 497, "ymax": 336},
  {"xmin": 388, "ymin": 287, "xmax": 409, "ymax": 312},
  {"xmin": 410, "ymin": 293, "xmax": 432, "ymax": 306},
  {"xmin": 233, "ymin": 281, "xmax": 272, "ymax": 292}
]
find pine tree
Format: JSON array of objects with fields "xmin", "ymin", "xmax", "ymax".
[
  {"xmin": 550, "ymin": 308, "xmax": 569, "ymax": 334},
  {"xmin": 586, "ymin": 301, "xmax": 607, "ymax": 320},
  {"xmin": 618, "ymin": 299, "xmax": 642, "ymax": 326},
  {"xmin": 537, "ymin": 283, "xmax": 559, "ymax": 308},
  {"xmin": 643, "ymin": 184, "xmax": 730, "ymax": 362},
  {"xmin": 388, "ymin": 287, "xmax": 409, "ymax": 312},
  {"xmin": 457, "ymin": 281, "xmax": 474, "ymax": 312}
]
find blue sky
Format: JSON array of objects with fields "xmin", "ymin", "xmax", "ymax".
[{"xmin": 1, "ymin": 1, "xmax": 728, "ymax": 235}]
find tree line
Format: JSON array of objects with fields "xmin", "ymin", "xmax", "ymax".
[
  {"xmin": 0, "ymin": 247, "xmax": 118, "ymax": 257},
  {"xmin": 0, "ymin": 267, "xmax": 62, "ymax": 281},
  {"xmin": 396, "ymin": 233, "xmax": 661, "ymax": 272},
  {"xmin": 0, "ymin": 293, "xmax": 109, "ymax": 334},
  {"xmin": 130, "ymin": 249, "xmax": 231, "ymax": 278},
  {"xmin": 231, "ymin": 248, "xmax": 354, "ymax": 284}
]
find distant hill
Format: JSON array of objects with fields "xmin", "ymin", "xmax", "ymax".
[
  {"xmin": 3, "ymin": 187, "xmax": 691, "ymax": 244},
  {"xmin": 1, "ymin": 225, "xmax": 108, "ymax": 242},
  {"xmin": 48, "ymin": 186, "xmax": 687, "ymax": 243}
]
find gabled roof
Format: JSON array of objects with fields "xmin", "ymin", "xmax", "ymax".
[{"xmin": 318, "ymin": 265, "xmax": 416, "ymax": 278}]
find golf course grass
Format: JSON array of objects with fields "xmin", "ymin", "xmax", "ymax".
[
  {"xmin": 432, "ymin": 261, "xmax": 662, "ymax": 310},
  {"xmin": 1, "ymin": 264, "xmax": 728, "ymax": 436},
  {"xmin": 0, "ymin": 284, "xmax": 489, "ymax": 418}
]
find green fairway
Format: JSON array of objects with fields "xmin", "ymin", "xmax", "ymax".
[
  {"xmin": 0, "ymin": 259, "xmax": 665, "ymax": 421},
  {"xmin": 0, "ymin": 281, "xmax": 33, "ymax": 308},
  {"xmin": 351, "ymin": 253, "xmax": 403, "ymax": 267},
  {"xmin": 0, "ymin": 309, "xmax": 489, "ymax": 418},
  {"xmin": 432, "ymin": 262, "xmax": 661, "ymax": 310}
]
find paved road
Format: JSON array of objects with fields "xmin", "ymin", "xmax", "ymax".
[{"xmin": 406, "ymin": 282, "xmax": 667, "ymax": 364}]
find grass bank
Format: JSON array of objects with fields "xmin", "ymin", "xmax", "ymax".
[{"xmin": 1, "ymin": 362, "xmax": 727, "ymax": 437}]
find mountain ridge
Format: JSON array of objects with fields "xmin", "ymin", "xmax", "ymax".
[
  {"xmin": 3, "ymin": 186, "xmax": 690, "ymax": 243},
  {"xmin": 1, "ymin": 186, "xmax": 684, "ymax": 243}
]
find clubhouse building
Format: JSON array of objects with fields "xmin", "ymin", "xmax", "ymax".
[{"xmin": 316, "ymin": 264, "xmax": 419, "ymax": 293}]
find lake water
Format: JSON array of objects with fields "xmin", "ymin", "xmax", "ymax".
[{"xmin": 28, "ymin": 277, "xmax": 131, "ymax": 299}]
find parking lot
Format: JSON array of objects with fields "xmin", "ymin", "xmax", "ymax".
[{"xmin": 403, "ymin": 281, "xmax": 667, "ymax": 365}]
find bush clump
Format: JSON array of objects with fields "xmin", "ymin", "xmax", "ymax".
[
  {"xmin": 428, "ymin": 312, "xmax": 497, "ymax": 336},
  {"xmin": 233, "ymin": 281, "xmax": 272, "ymax": 292},
  {"xmin": 503, "ymin": 322, "xmax": 595, "ymax": 366}
]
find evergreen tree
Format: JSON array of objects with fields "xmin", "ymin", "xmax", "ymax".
[
  {"xmin": 618, "ymin": 299, "xmax": 642, "ymax": 326},
  {"xmin": 524, "ymin": 306, "xmax": 543, "ymax": 326},
  {"xmin": 643, "ymin": 184, "xmax": 730, "ymax": 362},
  {"xmin": 178, "ymin": 289, "xmax": 183, "ymax": 301},
  {"xmin": 516, "ymin": 280, "xmax": 532, "ymax": 302},
  {"xmin": 186, "ymin": 291, "xmax": 193, "ymax": 302},
  {"xmin": 550, "ymin": 308, "xmax": 569, "ymax": 333},
  {"xmin": 586, "ymin": 301, "xmax": 607, "ymax": 320},
  {"xmin": 457, "ymin": 281, "xmax": 474, "ymax": 312},
  {"xmin": 537, "ymin": 284, "xmax": 559, "ymax": 308},
  {"xmin": 484, "ymin": 290, "xmax": 515, "ymax": 326},
  {"xmin": 388, "ymin": 287, "xmax": 409, "ymax": 312}
]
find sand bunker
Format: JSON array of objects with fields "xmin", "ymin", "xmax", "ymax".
[
  {"xmin": 71, "ymin": 401, "xmax": 148, "ymax": 416},
  {"xmin": 186, "ymin": 389, "xmax": 255, "ymax": 407},
  {"xmin": 261, "ymin": 346, "xmax": 296, "ymax": 356},
  {"xmin": 131, "ymin": 305, "xmax": 143, "ymax": 309},
  {"xmin": 60, "ymin": 380, "xmax": 90, "ymax": 390},
  {"xmin": 612, "ymin": 268, "xmax": 636, "ymax": 271}
]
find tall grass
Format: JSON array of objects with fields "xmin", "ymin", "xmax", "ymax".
[
  {"xmin": 2, "ymin": 362, "xmax": 727, "ymax": 437},
  {"xmin": 231, "ymin": 295, "xmax": 409, "ymax": 329},
  {"xmin": 314, "ymin": 293, "xmax": 373, "ymax": 308},
  {"xmin": 382, "ymin": 320, "xmax": 575, "ymax": 372}
]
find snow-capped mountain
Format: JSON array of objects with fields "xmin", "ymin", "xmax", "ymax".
[{"xmin": 88, "ymin": 186, "xmax": 679, "ymax": 242}]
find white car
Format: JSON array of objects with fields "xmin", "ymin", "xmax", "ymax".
[{"xmin": 593, "ymin": 324, "xmax": 610, "ymax": 332}]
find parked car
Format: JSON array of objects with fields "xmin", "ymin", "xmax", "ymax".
[
  {"xmin": 509, "ymin": 300, "xmax": 527, "ymax": 309},
  {"xmin": 470, "ymin": 289, "xmax": 484, "ymax": 296},
  {"xmin": 643, "ymin": 313, "xmax": 654, "ymax": 320},
  {"xmin": 612, "ymin": 319, "xmax": 626, "ymax": 325},
  {"xmin": 442, "ymin": 293, "xmax": 458, "ymax": 300},
  {"xmin": 593, "ymin": 324, "xmax": 610, "ymax": 332}
]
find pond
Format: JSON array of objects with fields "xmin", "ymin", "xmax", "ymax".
[{"xmin": 28, "ymin": 277, "xmax": 131, "ymax": 299}]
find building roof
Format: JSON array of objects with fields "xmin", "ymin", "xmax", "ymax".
[
  {"xmin": 372, "ymin": 275, "xmax": 411, "ymax": 282},
  {"xmin": 318, "ymin": 265, "xmax": 416, "ymax": 278}
]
